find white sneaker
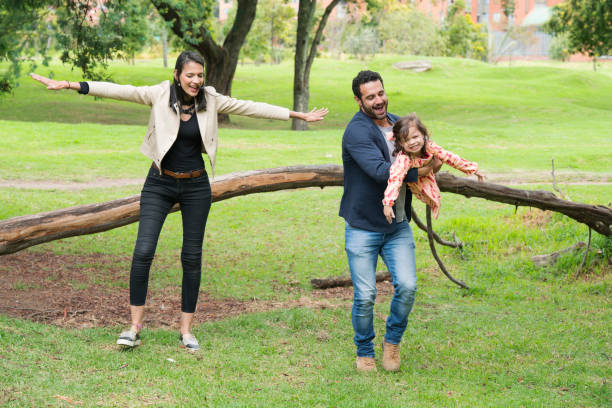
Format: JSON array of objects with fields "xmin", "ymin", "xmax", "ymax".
[
  {"xmin": 179, "ymin": 333, "xmax": 200, "ymax": 352},
  {"xmin": 117, "ymin": 330, "xmax": 141, "ymax": 348}
]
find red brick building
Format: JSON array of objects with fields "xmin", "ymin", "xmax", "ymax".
[{"xmin": 413, "ymin": 0, "xmax": 570, "ymax": 59}]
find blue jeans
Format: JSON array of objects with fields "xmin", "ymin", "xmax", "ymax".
[
  {"xmin": 345, "ymin": 221, "xmax": 417, "ymax": 357},
  {"xmin": 130, "ymin": 165, "xmax": 212, "ymax": 313}
]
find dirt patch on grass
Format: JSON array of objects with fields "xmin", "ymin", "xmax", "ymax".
[{"xmin": 0, "ymin": 251, "xmax": 387, "ymax": 329}]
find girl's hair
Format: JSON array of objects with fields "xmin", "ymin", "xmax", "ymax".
[
  {"xmin": 170, "ymin": 50, "xmax": 207, "ymax": 112},
  {"xmin": 392, "ymin": 113, "xmax": 429, "ymax": 156}
]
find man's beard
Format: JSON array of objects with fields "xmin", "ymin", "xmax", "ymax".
[{"xmin": 361, "ymin": 100, "xmax": 388, "ymax": 120}]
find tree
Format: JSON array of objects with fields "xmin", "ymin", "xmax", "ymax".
[
  {"xmin": 261, "ymin": 0, "xmax": 296, "ymax": 64},
  {"xmin": 376, "ymin": 1, "xmax": 446, "ymax": 56},
  {"xmin": 55, "ymin": 0, "xmax": 150, "ymax": 80},
  {"xmin": 548, "ymin": 32, "xmax": 571, "ymax": 62},
  {"xmin": 232, "ymin": 0, "xmax": 296, "ymax": 64},
  {"xmin": 1, "ymin": 0, "xmax": 151, "ymax": 93},
  {"xmin": 500, "ymin": 0, "xmax": 515, "ymax": 20},
  {"xmin": 292, "ymin": 0, "xmax": 342, "ymax": 130},
  {"xmin": 444, "ymin": 0, "xmax": 488, "ymax": 60},
  {"xmin": 0, "ymin": 0, "xmax": 52, "ymax": 94},
  {"xmin": 152, "ymin": 0, "xmax": 258, "ymax": 121},
  {"xmin": 342, "ymin": 24, "xmax": 379, "ymax": 60},
  {"xmin": 544, "ymin": 0, "xmax": 612, "ymax": 71}
]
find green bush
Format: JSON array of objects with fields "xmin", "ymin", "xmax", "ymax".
[
  {"xmin": 377, "ymin": 5, "xmax": 447, "ymax": 56},
  {"xmin": 549, "ymin": 33, "xmax": 571, "ymax": 62}
]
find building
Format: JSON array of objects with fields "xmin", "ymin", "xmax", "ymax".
[{"xmin": 413, "ymin": 0, "xmax": 566, "ymax": 59}]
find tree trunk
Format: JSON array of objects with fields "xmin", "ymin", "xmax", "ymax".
[
  {"xmin": 1, "ymin": 167, "xmax": 610, "ymax": 255},
  {"xmin": 311, "ymin": 271, "xmax": 390, "ymax": 289},
  {"xmin": 292, "ymin": 0, "xmax": 316, "ymax": 131},
  {"xmin": 0, "ymin": 165, "xmax": 342, "ymax": 255},
  {"xmin": 292, "ymin": 0, "xmax": 341, "ymax": 131},
  {"xmin": 161, "ymin": 28, "xmax": 168, "ymax": 68},
  {"xmin": 152, "ymin": 0, "xmax": 258, "ymax": 123},
  {"xmin": 435, "ymin": 172, "xmax": 611, "ymax": 235}
]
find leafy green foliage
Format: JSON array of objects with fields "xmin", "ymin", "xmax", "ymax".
[
  {"xmin": 0, "ymin": 0, "xmax": 52, "ymax": 93},
  {"xmin": 224, "ymin": 0, "xmax": 296, "ymax": 64},
  {"xmin": 545, "ymin": 0, "xmax": 612, "ymax": 61},
  {"xmin": 376, "ymin": 2, "xmax": 446, "ymax": 56},
  {"xmin": 342, "ymin": 25, "xmax": 379, "ymax": 60},
  {"xmin": 323, "ymin": 0, "xmax": 487, "ymax": 62},
  {"xmin": 445, "ymin": 0, "xmax": 488, "ymax": 60},
  {"xmin": 501, "ymin": 0, "xmax": 516, "ymax": 18},
  {"xmin": 548, "ymin": 32, "xmax": 571, "ymax": 62},
  {"xmin": 151, "ymin": 0, "xmax": 214, "ymax": 46},
  {"xmin": 55, "ymin": 0, "xmax": 150, "ymax": 81}
]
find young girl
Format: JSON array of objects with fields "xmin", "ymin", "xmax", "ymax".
[{"xmin": 383, "ymin": 113, "xmax": 485, "ymax": 223}]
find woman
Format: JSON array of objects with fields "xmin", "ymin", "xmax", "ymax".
[{"xmin": 31, "ymin": 51, "xmax": 327, "ymax": 351}]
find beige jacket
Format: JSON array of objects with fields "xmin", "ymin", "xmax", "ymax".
[{"xmin": 87, "ymin": 80, "xmax": 290, "ymax": 177}]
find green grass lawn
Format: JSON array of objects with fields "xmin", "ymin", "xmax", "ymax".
[{"xmin": 0, "ymin": 56, "xmax": 610, "ymax": 407}]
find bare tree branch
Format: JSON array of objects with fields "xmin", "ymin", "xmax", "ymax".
[
  {"xmin": 426, "ymin": 206, "xmax": 469, "ymax": 289},
  {"xmin": 410, "ymin": 206, "xmax": 463, "ymax": 248},
  {"xmin": 575, "ymin": 228, "xmax": 592, "ymax": 278}
]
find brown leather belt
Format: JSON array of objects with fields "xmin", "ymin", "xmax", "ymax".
[{"xmin": 152, "ymin": 163, "xmax": 205, "ymax": 179}]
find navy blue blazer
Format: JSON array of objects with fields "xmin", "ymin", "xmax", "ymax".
[{"xmin": 339, "ymin": 110, "xmax": 418, "ymax": 233}]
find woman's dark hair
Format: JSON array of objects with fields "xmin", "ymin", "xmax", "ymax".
[
  {"xmin": 352, "ymin": 70, "xmax": 384, "ymax": 99},
  {"xmin": 170, "ymin": 50, "xmax": 206, "ymax": 112},
  {"xmin": 392, "ymin": 113, "xmax": 429, "ymax": 157}
]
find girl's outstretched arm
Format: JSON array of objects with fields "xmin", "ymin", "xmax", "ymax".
[
  {"xmin": 427, "ymin": 141, "xmax": 486, "ymax": 181},
  {"xmin": 427, "ymin": 141, "xmax": 479, "ymax": 174},
  {"xmin": 30, "ymin": 73, "xmax": 81, "ymax": 92}
]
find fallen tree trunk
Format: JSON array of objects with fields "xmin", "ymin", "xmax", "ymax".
[
  {"xmin": 436, "ymin": 172, "xmax": 611, "ymax": 236},
  {"xmin": 531, "ymin": 242, "xmax": 587, "ymax": 267},
  {"xmin": 1, "ymin": 165, "xmax": 610, "ymax": 255},
  {"xmin": 311, "ymin": 271, "xmax": 390, "ymax": 289},
  {"xmin": 0, "ymin": 165, "xmax": 342, "ymax": 255}
]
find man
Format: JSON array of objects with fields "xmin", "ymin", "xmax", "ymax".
[{"xmin": 339, "ymin": 70, "xmax": 440, "ymax": 372}]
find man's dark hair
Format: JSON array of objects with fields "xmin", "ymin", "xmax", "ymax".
[{"xmin": 352, "ymin": 70, "xmax": 384, "ymax": 99}]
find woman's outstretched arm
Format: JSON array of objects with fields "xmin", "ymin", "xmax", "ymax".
[
  {"xmin": 289, "ymin": 108, "xmax": 329, "ymax": 122},
  {"xmin": 30, "ymin": 73, "xmax": 161, "ymax": 106},
  {"xmin": 30, "ymin": 73, "xmax": 82, "ymax": 92}
]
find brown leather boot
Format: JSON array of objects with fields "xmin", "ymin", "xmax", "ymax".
[
  {"xmin": 382, "ymin": 340, "xmax": 400, "ymax": 371},
  {"xmin": 355, "ymin": 356, "xmax": 377, "ymax": 372}
]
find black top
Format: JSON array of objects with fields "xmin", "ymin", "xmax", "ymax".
[
  {"xmin": 79, "ymin": 82, "xmax": 205, "ymax": 173},
  {"xmin": 161, "ymin": 114, "xmax": 205, "ymax": 172}
]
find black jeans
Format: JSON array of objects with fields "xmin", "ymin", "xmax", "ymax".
[{"xmin": 130, "ymin": 165, "xmax": 212, "ymax": 313}]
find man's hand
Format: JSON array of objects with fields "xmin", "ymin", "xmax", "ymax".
[
  {"xmin": 417, "ymin": 156, "xmax": 442, "ymax": 177},
  {"xmin": 383, "ymin": 205, "xmax": 395, "ymax": 224}
]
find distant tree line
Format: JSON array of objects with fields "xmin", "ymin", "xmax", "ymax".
[{"xmin": 1, "ymin": 0, "xmax": 609, "ymax": 123}]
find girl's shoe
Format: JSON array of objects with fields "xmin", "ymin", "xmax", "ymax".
[
  {"xmin": 117, "ymin": 330, "xmax": 141, "ymax": 348},
  {"xmin": 179, "ymin": 333, "xmax": 200, "ymax": 352}
]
